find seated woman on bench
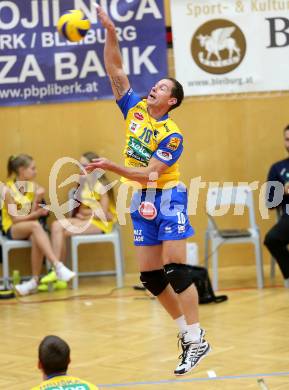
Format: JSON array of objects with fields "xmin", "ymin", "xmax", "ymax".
[
  {"xmin": 2, "ymin": 154, "xmax": 75, "ymax": 296},
  {"xmin": 42, "ymin": 152, "xmax": 116, "ymax": 285}
]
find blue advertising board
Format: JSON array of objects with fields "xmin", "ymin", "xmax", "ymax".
[{"xmin": 0, "ymin": 0, "xmax": 167, "ymax": 106}]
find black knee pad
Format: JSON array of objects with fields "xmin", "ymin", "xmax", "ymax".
[
  {"xmin": 140, "ymin": 269, "xmax": 169, "ymax": 296},
  {"xmin": 164, "ymin": 263, "xmax": 194, "ymax": 294}
]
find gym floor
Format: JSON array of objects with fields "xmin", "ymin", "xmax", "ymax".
[{"xmin": 0, "ymin": 265, "xmax": 288, "ymax": 390}]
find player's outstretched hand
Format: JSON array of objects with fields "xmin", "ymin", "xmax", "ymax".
[
  {"xmin": 95, "ymin": 3, "xmax": 115, "ymax": 30},
  {"xmin": 85, "ymin": 157, "xmax": 112, "ymax": 173}
]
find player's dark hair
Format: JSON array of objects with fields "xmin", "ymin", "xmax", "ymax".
[
  {"xmin": 284, "ymin": 124, "xmax": 289, "ymax": 133},
  {"xmin": 166, "ymin": 77, "xmax": 184, "ymax": 111},
  {"xmin": 82, "ymin": 152, "xmax": 115, "ymax": 203},
  {"xmin": 7, "ymin": 154, "xmax": 33, "ymax": 177},
  {"xmin": 39, "ymin": 335, "xmax": 70, "ymax": 376}
]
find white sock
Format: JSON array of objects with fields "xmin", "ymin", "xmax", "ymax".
[
  {"xmin": 175, "ymin": 315, "xmax": 187, "ymax": 334},
  {"xmin": 284, "ymin": 278, "xmax": 289, "ymax": 288},
  {"xmin": 30, "ymin": 278, "xmax": 38, "ymax": 287},
  {"xmin": 184, "ymin": 323, "xmax": 201, "ymax": 343},
  {"xmin": 54, "ymin": 261, "xmax": 62, "ymax": 269}
]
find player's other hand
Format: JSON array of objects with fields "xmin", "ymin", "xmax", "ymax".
[
  {"xmin": 85, "ymin": 157, "xmax": 112, "ymax": 172},
  {"xmin": 35, "ymin": 206, "xmax": 49, "ymax": 217},
  {"xmin": 95, "ymin": 3, "xmax": 115, "ymax": 30}
]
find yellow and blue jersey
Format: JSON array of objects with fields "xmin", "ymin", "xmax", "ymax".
[
  {"xmin": 78, "ymin": 180, "xmax": 116, "ymax": 234},
  {"xmin": 31, "ymin": 374, "xmax": 99, "ymax": 390},
  {"xmin": 2, "ymin": 179, "xmax": 35, "ymax": 233},
  {"xmin": 117, "ymin": 88, "xmax": 184, "ymax": 189}
]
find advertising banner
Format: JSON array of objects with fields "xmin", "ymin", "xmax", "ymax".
[
  {"xmin": 170, "ymin": 0, "xmax": 289, "ymax": 96},
  {"xmin": 0, "ymin": 0, "xmax": 167, "ymax": 106}
]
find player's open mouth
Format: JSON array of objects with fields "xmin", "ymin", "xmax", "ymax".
[{"xmin": 149, "ymin": 94, "xmax": 156, "ymax": 100}]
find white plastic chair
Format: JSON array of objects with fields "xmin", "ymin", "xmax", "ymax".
[
  {"xmin": 204, "ymin": 185, "xmax": 264, "ymax": 291},
  {"xmin": 70, "ymin": 224, "xmax": 124, "ymax": 289},
  {"xmin": 67, "ymin": 188, "xmax": 124, "ymax": 289},
  {"xmin": 0, "ymin": 231, "xmax": 32, "ymax": 288}
]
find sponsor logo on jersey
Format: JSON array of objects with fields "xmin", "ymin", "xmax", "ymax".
[
  {"xmin": 39, "ymin": 380, "xmax": 90, "ymax": 389},
  {"xmin": 166, "ymin": 137, "xmax": 181, "ymax": 151},
  {"xmin": 135, "ymin": 104, "xmax": 147, "ymax": 113},
  {"xmin": 164, "ymin": 226, "xmax": 172, "ymax": 233},
  {"xmin": 164, "ymin": 123, "xmax": 171, "ymax": 132},
  {"xmin": 129, "ymin": 121, "xmax": 141, "ymax": 134},
  {"xmin": 134, "ymin": 229, "xmax": 144, "ymax": 242},
  {"xmin": 128, "ymin": 137, "xmax": 152, "ymax": 162},
  {"xmin": 138, "ymin": 201, "xmax": 157, "ymax": 220},
  {"xmin": 126, "ymin": 148, "xmax": 148, "ymax": 166},
  {"xmin": 178, "ymin": 225, "xmax": 186, "ymax": 234},
  {"xmin": 134, "ymin": 112, "xmax": 144, "ymax": 121},
  {"xmin": 127, "ymin": 158, "xmax": 147, "ymax": 167},
  {"xmin": 156, "ymin": 149, "xmax": 173, "ymax": 161}
]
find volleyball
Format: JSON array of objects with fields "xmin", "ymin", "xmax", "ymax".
[{"xmin": 57, "ymin": 10, "xmax": 91, "ymax": 42}]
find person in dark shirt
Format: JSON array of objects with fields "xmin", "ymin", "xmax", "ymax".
[{"xmin": 264, "ymin": 125, "xmax": 289, "ymax": 287}]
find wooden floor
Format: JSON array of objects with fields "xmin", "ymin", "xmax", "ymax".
[{"xmin": 0, "ymin": 265, "xmax": 289, "ymax": 390}]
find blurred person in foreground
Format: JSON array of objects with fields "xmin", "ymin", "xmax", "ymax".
[{"xmin": 31, "ymin": 335, "xmax": 98, "ymax": 390}]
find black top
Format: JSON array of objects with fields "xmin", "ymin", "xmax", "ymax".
[{"xmin": 267, "ymin": 157, "xmax": 289, "ymax": 214}]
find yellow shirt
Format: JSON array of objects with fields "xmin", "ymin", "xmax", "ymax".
[
  {"xmin": 2, "ymin": 179, "xmax": 35, "ymax": 233},
  {"xmin": 79, "ymin": 180, "xmax": 116, "ymax": 234},
  {"xmin": 117, "ymin": 89, "xmax": 184, "ymax": 189},
  {"xmin": 31, "ymin": 375, "xmax": 99, "ymax": 390}
]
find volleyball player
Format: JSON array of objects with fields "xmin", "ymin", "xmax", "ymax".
[{"xmin": 86, "ymin": 6, "xmax": 211, "ymax": 375}]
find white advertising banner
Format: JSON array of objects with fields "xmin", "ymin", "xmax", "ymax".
[{"xmin": 170, "ymin": 0, "xmax": 289, "ymax": 96}]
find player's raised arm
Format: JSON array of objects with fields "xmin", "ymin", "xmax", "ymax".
[{"xmin": 96, "ymin": 5, "xmax": 130, "ymax": 100}]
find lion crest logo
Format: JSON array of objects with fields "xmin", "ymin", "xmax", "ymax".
[{"xmin": 192, "ymin": 19, "xmax": 246, "ymax": 74}]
